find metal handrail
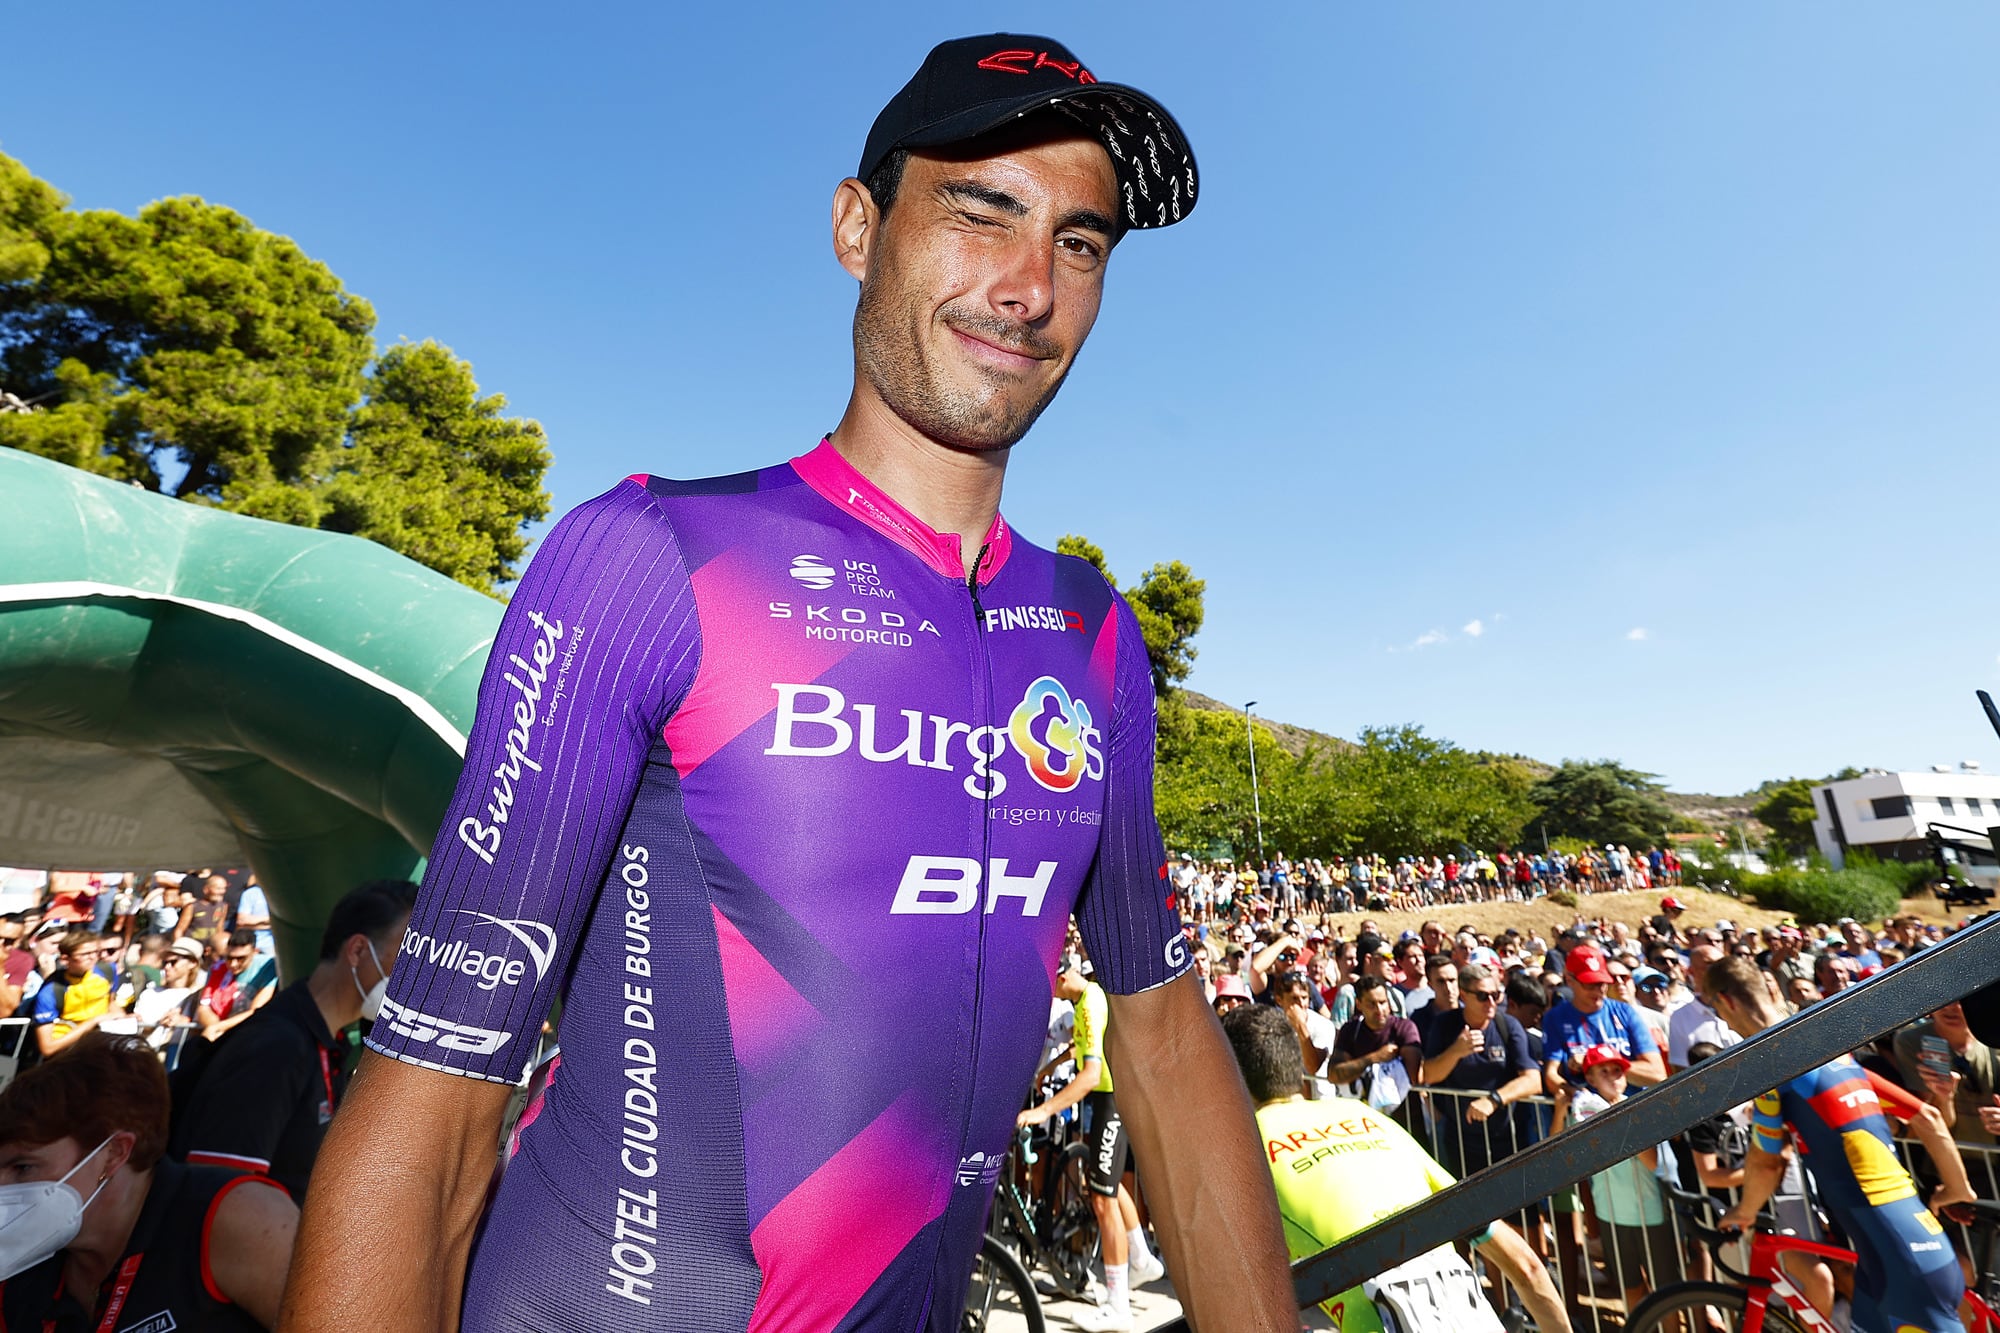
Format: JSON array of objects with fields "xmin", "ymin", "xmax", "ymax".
[{"xmin": 1153, "ymin": 911, "xmax": 2000, "ymax": 1330}]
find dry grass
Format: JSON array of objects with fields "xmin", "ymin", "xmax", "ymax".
[{"xmin": 1285, "ymin": 885, "xmax": 1957, "ymax": 942}]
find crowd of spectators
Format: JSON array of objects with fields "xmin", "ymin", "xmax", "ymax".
[
  {"xmin": 1177, "ymin": 854, "xmax": 1985, "ymax": 1324},
  {"xmin": 1174, "ymin": 846, "xmax": 1684, "ymax": 917},
  {"xmin": 0, "ymin": 870, "xmax": 282, "ymax": 1059},
  {"xmin": 0, "ymin": 867, "xmax": 414, "ymax": 1330}
]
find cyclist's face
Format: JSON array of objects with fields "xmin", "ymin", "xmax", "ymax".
[{"xmin": 842, "ymin": 130, "xmax": 1117, "ymax": 452}]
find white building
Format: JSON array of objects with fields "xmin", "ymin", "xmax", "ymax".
[{"xmin": 1811, "ymin": 765, "xmax": 2000, "ymax": 883}]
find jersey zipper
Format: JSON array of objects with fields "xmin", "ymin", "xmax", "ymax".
[
  {"xmin": 963, "ymin": 542, "xmax": 994, "ymax": 1126},
  {"xmin": 937, "ymin": 541, "xmax": 995, "ymax": 1314}
]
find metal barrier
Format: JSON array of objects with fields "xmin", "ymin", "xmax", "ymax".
[{"xmin": 1156, "ymin": 912, "xmax": 2000, "ymax": 1331}]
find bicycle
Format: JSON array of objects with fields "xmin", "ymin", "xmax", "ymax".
[
  {"xmin": 1625, "ymin": 1184, "xmax": 2000, "ymax": 1333},
  {"xmin": 962, "ymin": 1232, "xmax": 1045, "ymax": 1333},
  {"xmin": 989, "ymin": 1121, "xmax": 1103, "ymax": 1302},
  {"xmin": 964, "ymin": 1114, "xmax": 1109, "ymax": 1326}
]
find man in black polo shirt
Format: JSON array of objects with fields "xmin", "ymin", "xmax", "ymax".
[{"xmin": 172, "ymin": 880, "xmax": 415, "ymax": 1197}]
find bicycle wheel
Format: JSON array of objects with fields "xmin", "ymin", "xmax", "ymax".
[
  {"xmin": 1623, "ymin": 1281, "xmax": 1813, "ymax": 1333},
  {"xmin": 963, "ymin": 1234, "xmax": 1045, "ymax": 1333},
  {"xmin": 1042, "ymin": 1142, "xmax": 1101, "ymax": 1297}
]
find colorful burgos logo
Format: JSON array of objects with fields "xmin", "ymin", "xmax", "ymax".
[{"xmin": 1008, "ymin": 676, "xmax": 1102, "ymax": 793}]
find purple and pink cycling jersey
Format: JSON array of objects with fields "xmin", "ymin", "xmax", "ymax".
[{"xmin": 369, "ymin": 441, "xmax": 1189, "ymax": 1331}]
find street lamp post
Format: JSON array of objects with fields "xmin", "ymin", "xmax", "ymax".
[{"xmin": 1244, "ymin": 700, "xmax": 1266, "ymax": 862}]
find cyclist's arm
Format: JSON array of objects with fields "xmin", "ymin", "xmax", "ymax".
[
  {"xmin": 1719, "ymin": 1145, "xmax": 1787, "ymax": 1232},
  {"xmin": 1074, "ymin": 595, "xmax": 1291, "ymax": 1329},
  {"xmin": 283, "ymin": 481, "xmax": 696, "ymax": 1333},
  {"xmin": 1108, "ymin": 975, "xmax": 1295, "ymax": 1331},
  {"xmin": 1475, "ymin": 1220, "xmax": 1572, "ymax": 1333},
  {"xmin": 1904, "ymin": 1098, "xmax": 1975, "ymax": 1208},
  {"xmin": 1865, "ymin": 1067, "xmax": 1975, "ymax": 1205},
  {"xmin": 1016, "ymin": 1058, "xmax": 1100, "ymax": 1126},
  {"xmin": 280, "ymin": 1059, "xmax": 510, "ymax": 1332},
  {"xmin": 1033, "ymin": 1041, "xmax": 1076, "ymax": 1083}
]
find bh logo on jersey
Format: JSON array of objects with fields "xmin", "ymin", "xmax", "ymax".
[{"xmin": 1009, "ymin": 676, "xmax": 1095, "ymax": 793}]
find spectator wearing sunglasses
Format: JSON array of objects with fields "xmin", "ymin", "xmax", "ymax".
[{"xmin": 1420, "ymin": 963, "xmax": 1539, "ymax": 1179}]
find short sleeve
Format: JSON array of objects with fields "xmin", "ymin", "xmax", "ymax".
[
  {"xmin": 1621, "ymin": 1003, "xmax": 1659, "ymax": 1056},
  {"xmin": 1749, "ymin": 1089, "xmax": 1788, "ymax": 1157},
  {"xmin": 1070, "ymin": 593, "xmax": 1188, "ymax": 995},
  {"xmin": 1865, "ymin": 1068, "xmax": 1926, "ymax": 1124},
  {"xmin": 368, "ymin": 481, "xmax": 701, "ymax": 1084},
  {"xmin": 29, "ymin": 983, "xmax": 58, "ymax": 1026}
]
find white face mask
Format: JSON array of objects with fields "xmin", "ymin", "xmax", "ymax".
[
  {"xmin": 352, "ymin": 938, "xmax": 388, "ymax": 1021},
  {"xmin": 0, "ymin": 1134, "xmax": 116, "ymax": 1281}
]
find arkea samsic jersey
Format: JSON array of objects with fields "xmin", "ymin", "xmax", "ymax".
[{"xmin": 368, "ymin": 440, "xmax": 1189, "ymax": 1332}]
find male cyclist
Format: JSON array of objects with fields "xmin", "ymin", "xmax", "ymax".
[
  {"xmin": 1706, "ymin": 957, "xmax": 1975, "ymax": 1333},
  {"xmin": 1018, "ymin": 962, "xmax": 1164, "ymax": 1330},
  {"xmin": 286, "ymin": 32, "xmax": 1291, "ymax": 1333}
]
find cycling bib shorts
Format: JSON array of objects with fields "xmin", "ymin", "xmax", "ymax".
[
  {"xmin": 1752, "ymin": 1057, "xmax": 1965, "ymax": 1333},
  {"xmin": 1082, "ymin": 1090, "xmax": 1129, "ymax": 1197},
  {"xmin": 369, "ymin": 441, "xmax": 1189, "ymax": 1332}
]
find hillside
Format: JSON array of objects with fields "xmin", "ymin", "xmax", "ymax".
[{"xmin": 1179, "ymin": 690, "xmax": 1761, "ymax": 831}]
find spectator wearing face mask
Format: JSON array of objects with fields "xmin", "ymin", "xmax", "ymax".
[
  {"xmin": 0, "ymin": 1033, "xmax": 297, "ymax": 1330},
  {"xmin": 170, "ymin": 880, "xmax": 416, "ymax": 1200}
]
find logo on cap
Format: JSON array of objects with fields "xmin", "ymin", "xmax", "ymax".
[{"xmin": 976, "ymin": 49, "xmax": 1097, "ymax": 83}]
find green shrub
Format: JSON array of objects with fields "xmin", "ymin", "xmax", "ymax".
[
  {"xmin": 1737, "ymin": 865, "xmax": 1903, "ymax": 925},
  {"xmin": 1547, "ymin": 888, "xmax": 1578, "ymax": 908}
]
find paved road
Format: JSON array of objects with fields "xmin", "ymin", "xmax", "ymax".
[
  {"xmin": 978, "ymin": 1272, "xmax": 1334, "ymax": 1331},
  {"xmin": 978, "ymin": 1273, "xmax": 1183, "ymax": 1332}
]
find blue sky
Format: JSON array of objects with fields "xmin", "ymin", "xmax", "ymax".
[{"xmin": 5, "ymin": 4, "xmax": 1997, "ymax": 795}]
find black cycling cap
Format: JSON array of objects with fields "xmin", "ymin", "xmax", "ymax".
[{"xmin": 858, "ymin": 34, "xmax": 1198, "ymax": 231}]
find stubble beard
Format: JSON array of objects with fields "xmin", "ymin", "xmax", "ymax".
[{"xmin": 853, "ymin": 267, "xmax": 1070, "ymax": 453}]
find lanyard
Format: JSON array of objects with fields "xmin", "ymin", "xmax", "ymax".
[
  {"xmin": 319, "ymin": 1046, "xmax": 336, "ymax": 1118},
  {"xmin": 94, "ymin": 1253, "xmax": 143, "ymax": 1333},
  {"xmin": 38, "ymin": 1251, "xmax": 143, "ymax": 1333}
]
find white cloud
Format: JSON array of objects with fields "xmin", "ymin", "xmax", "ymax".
[
  {"xmin": 1462, "ymin": 619, "xmax": 1484, "ymax": 638},
  {"xmin": 1411, "ymin": 629, "xmax": 1448, "ymax": 649},
  {"xmin": 1626, "ymin": 627, "xmax": 1649, "ymax": 641}
]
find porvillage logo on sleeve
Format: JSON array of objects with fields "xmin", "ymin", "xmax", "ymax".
[{"xmin": 458, "ymin": 610, "xmax": 569, "ymax": 865}]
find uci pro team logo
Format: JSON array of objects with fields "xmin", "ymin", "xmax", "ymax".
[{"xmin": 1009, "ymin": 676, "xmax": 1096, "ymax": 793}]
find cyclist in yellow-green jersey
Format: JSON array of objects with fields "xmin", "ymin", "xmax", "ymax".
[
  {"xmin": 1221, "ymin": 1004, "xmax": 1570, "ymax": 1333},
  {"xmin": 1019, "ymin": 963, "xmax": 1163, "ymax": 1330}
]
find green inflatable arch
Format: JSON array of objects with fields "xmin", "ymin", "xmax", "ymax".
[{"xmin": 0, "ymin": 447, "xmax": 500, "ymax": 979}]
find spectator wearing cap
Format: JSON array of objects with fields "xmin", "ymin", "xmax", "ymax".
[
  {"xmin": 1542, "ymin": 944, "xmax": 1666, "ymax": 1090},
  {"xmin": 1631, "ymin": 967, "xmax": 1676, "ymax": 1022},
  {"xmin": 1329, "ymin": 937, "xmax": 1407, "ymax": 1024},
  {"xmin": 1211, "ymin": 973, "xmax": 1251, "ymax": 1017},
  {"xmin": 131, "ymin": 937, "xmax": 206, "ymax": 1051},
  {"xmin": 1552, "ymin": 1045, "xmax": 1678, "ymax": 1309},
  {"xmin": 1836, "ymin": 919, "xmax": 1883, "ymax": 970},
  {"xmin": 1658, "ymin": 895, "xmax": 1688, "ymax": 944},
  {"xmin": 1666, "ymin": 944, "xmax": 1740, "ymax": 1072}
]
